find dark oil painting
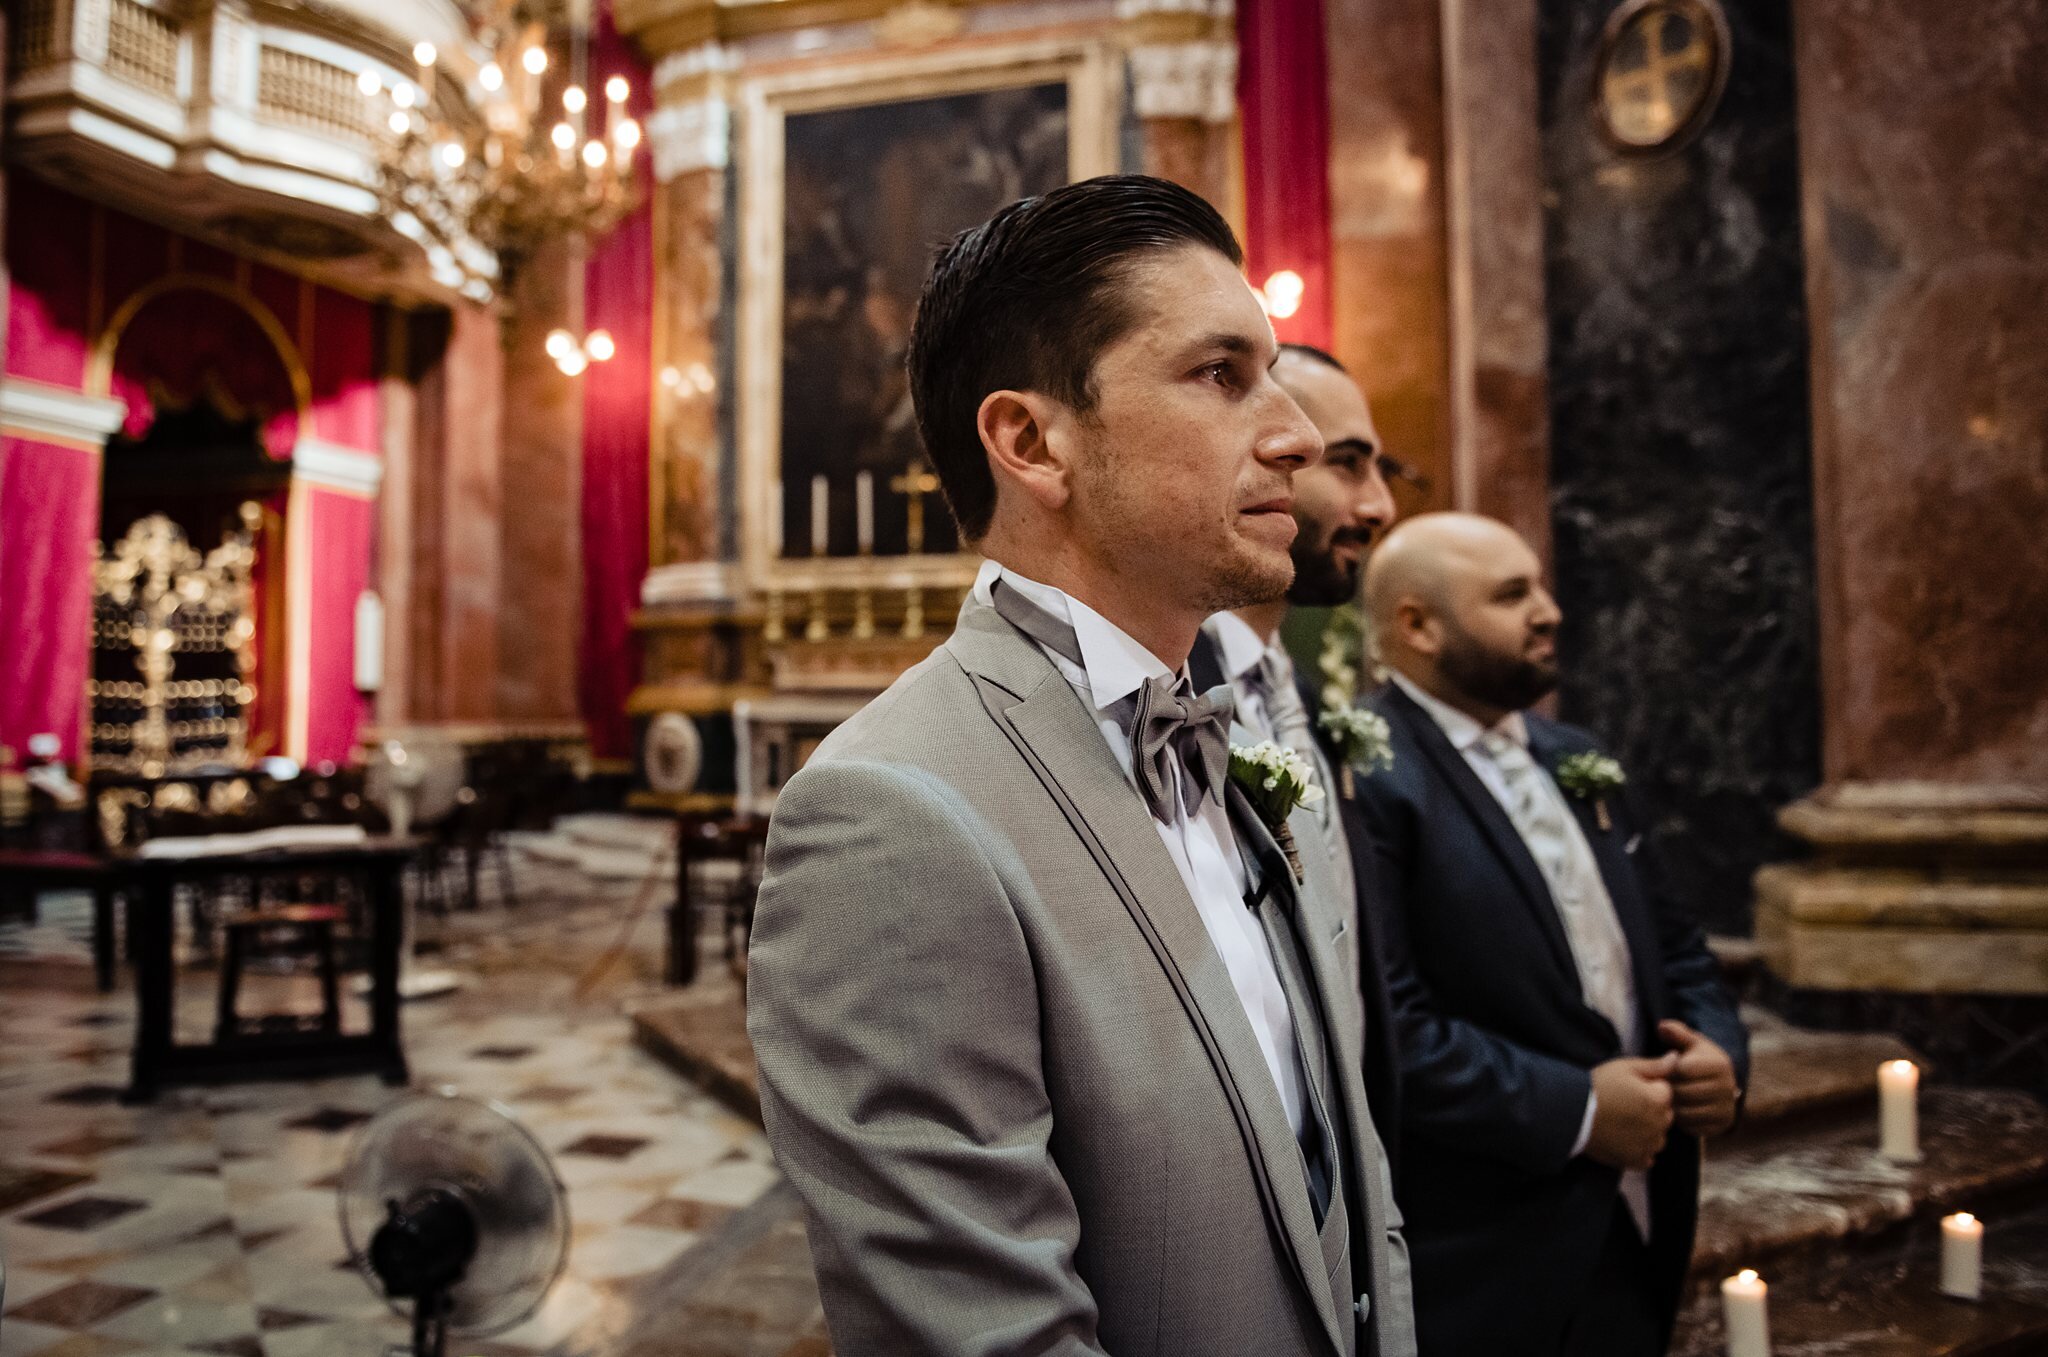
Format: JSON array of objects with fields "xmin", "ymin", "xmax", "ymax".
[{"xmin": 779, "ymin": 81, "xmax": 1069, "ymax": 559}]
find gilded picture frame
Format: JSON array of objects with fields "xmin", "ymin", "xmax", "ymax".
[{"xmin": 735, "ymin": 37, "xmax": 1121, "ymax": 596}]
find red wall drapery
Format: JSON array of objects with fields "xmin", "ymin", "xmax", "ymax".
[
  {"xmin": 578, "ymin": 3, "xmax": 653, "ymax": 763},
  {"xmin": 1237, "ymin": 0, "xmax": 1335, "ymax": 352}
]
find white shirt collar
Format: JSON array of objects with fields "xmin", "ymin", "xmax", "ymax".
[
  {"xmin": 1202, "ymin": 610, "xmax": 1270, "ymax": 684},
  {"xmin": 973, "ymin": 560, "xmax": 1176, "ymax": 712},
  {"xmin": 1389, "ymin": 669, "xmax": 1529, "ymax": 753}
]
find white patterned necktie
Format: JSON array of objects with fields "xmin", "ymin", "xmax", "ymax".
[{"xmin": 1479, "ymin": 727, "xmax": 1651, "ymax": 1237}]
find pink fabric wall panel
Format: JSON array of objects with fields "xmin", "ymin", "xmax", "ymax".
[
  {"xmin": 5, "ymin": 176, "xmax": 93, "ymax": 386},
  {"xmin": 0, "ymin": 438, "xmax": 102, "ymax": 760},
  {"xmin": 578, "ymin": 5, "xmax": 651, "ymax": 762},
  {"xmin": 1237, "ymin": 0, "xmax": 1335, "ymax": 351},
  {"xmin": 302, "ymin": 487, "xmax": 374, "ymax": 765},
  {"xmin": 307, "ymin": 287, "xmax": 380, "ymax": 453}
]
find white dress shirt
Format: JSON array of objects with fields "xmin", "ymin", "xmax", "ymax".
[
  {"xmin": 1389, "ymin": 671, "xmax": 1651, "ymax": 1236},
  {"xmin": 975, "ymin": 561, "xmax": 1308, "ymax": 1137}
]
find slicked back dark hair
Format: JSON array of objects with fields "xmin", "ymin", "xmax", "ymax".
[
  {"xmin": 906, "ymin": 174, "xmax": 1243, "ymax": 541},
  {"xmin": 1278, "ymin": 342, "xmax": 1347, "ymax": 373}
]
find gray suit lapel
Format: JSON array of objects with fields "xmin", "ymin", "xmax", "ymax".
[{"xmin": 950, "ymin": 597, "xmax": 1343, "ymax": 1353}]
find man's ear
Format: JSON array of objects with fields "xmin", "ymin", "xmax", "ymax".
[
  {"xmin": 978, "ymin": 388, "xmax": 1074, "ymax": 514},
  {"xmin": 1394, "ymin": 597, "xmax": 1441, "ymax": 658}
]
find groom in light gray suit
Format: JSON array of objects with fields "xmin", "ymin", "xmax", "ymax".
[{"xmin": 748, "ymin": 175, "xmax": 1415, "ymax": 1357}]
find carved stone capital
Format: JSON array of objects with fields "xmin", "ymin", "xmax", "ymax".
[
  {"xmin": 1127, "ymin": 39, "xmax": 1237, "ymax": 124},
  {"xmin": 647, "ymin": 96, "xmax": 732, "ymax": 181}
]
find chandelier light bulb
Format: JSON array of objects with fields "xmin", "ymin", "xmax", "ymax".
[
  {"xmin": 584, "ymin": 329, "xmax": 616, "ymax": 362},
  {"xmin": 391, "ymin": 82, "xmax": 416, "ymax": 109},
  {"xmin": 357, "ymin": 68, "xmax": 380, "ymax": 96},
  {"xmin": 388, "ymin": 110, "xmax": 409, "ymax": 135},
  {"xmin": 606, "ymin": 75, "xmax": 630, "ymax": 103},
  {"xmin": 413, "ymin": 42, "xmax": 436, "ymax": 67},
  {"xmin": 551, "ymin": 122, "xmax": 576, "ymax": 151},
  {"xmin": 1261, "ymin": 269, "xmax": 1305, "ymax": 320},
  {"xmin": 545, "ymin": 329, "xmax": 576, "ymax": 360},
  {"xmin": 563, "ymin": 85, "xmax": 587, "ymax": 114},
  {"xmin": 522, "ymin": 46, "xmax": 548, "ymax": 75},
  {"xmin": 438, "ymin": 141, "xmax": 466, "ymax": 169},
  {"xmin": 557, "ymin": 349, "xmax": 588, "ymax": 377},
  {"xmin": 614, "ymin": 118, "xmax": 641, "ymax": 150},
  {"xmin": 581, "ymin": 139, "xmax": 608, "ymax": 169},
  {"xmin": 478, "ymin": 61, "xmax": 503, "ymax": 92}
]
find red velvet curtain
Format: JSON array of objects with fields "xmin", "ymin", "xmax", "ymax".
[
  {"xmin": 578, "ymin": 2, "xmax": 652, "ymax": 762},
  {"xmin": 1237, "ymin": 0, "xmax": 1335, "ymax": 352}
]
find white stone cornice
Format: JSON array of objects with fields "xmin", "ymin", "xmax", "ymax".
[
  {"xmin": 653, "ymin": 42, "xmax": 739, "ymax": 94},
  {"xmin": 1127, "ymin": 40, "xmax": 1237, "ymax": 123},
  {"xmin": 0, "ymin": 379, "xmax": 128, "ymax": 447},
  {"xmin": 648, "ymin": 96, "xmax": 731, "ymax": 181},
  {"xmin": 292, "ymin": 437, "xmax": 384, "ymax": 496}
]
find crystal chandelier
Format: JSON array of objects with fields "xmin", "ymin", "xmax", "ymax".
[{"xmin": 361, "ymin": 0, "xmax": 641, "ymax": 293}]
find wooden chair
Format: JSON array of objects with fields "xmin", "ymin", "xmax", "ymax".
[{"xmin": 214, "ymin": 903, "xmax": 345, "ymax": 1042}]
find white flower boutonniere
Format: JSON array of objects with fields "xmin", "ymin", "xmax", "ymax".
[
  {"xmin": 1317, "ymin": 702, "xmax": 1394, "ymax": 798},
  {"xmin": 1556, "ymin": 751, "xmax": 1626, "ymax": 831},
  {"xmin": 1229, "ymin": 740, "xmax": 1324, "ymax": 886}
]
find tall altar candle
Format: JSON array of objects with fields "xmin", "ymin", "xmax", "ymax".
[
  {"xmin": 770, "ymin": 481, "xmax": 784, "ymax": 557},
  {"xmin": 1720, "ymin": 1270, "xmax": 1770, "ymax": 1357},
  {"xmin": 1879, "ymin": 1059, "xmax": 1920, "ymax": 1162},
  {"xmin": 811, "ymin": 475, "xmax": 829, "ymax": 557},
  {"xmin": 856, "ymin": 471, "xmax": 874, "ymax": 553},
  {"xmin": 1941, "ymin": 1212, "xmax": 1983, "ymax": 1299}
]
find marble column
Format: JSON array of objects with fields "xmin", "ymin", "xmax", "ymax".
[
  {"xmin": 1793, "ymin": 0, "xmax": 2048, "ymax": 789},
  {"xmin": 375, "ymin": 305, "xmax": 414, "ymax": 727},
  {"xmin": 497, "ymin": 238, "xmax": 584, "ymax": 721},
  {"xmin": 1758, "ymin": 0, "xmax": 2048, "ymax": 1002},
  {"xmin": 1324, "ymin": 0, "xmax": 1452, "ymax": 518},
  {"xmin": 646, "ymin": 48, "xmax": 730, "ymax": 579}
]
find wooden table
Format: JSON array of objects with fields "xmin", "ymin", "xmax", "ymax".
[
  {"xmin": 0, "ymin": 849, "xmax": 127, "ymax": 991},
  {"xmin": 120, "ymin": 838, "xmax": 416, "ymax": 1103}
]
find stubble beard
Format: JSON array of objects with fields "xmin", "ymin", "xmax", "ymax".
[{"xmin": 1437, "ymin": 624, "xmax": 1559, "ymax": 713}]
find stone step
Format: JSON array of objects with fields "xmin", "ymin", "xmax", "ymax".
[
  {"xmin": 1674, "ymin": 1191, "xmax": 2048, "ymax": 1356},
  {"xmin": 1735, "ymin": 1017, "xmax": 1925, "ymax": 1134},
  {"xmin": 1692, "ymin": 1087, "xmax": 2048, "ymax": 1284}
]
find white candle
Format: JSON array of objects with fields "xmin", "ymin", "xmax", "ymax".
[
  {"xmin": 1720, "ymin": 1269, "xmax": 1771, "ymax": 1357},
  {"xmin": 1941, "ymin": 1212, "xmax": 1983, "ymax": 1299},
  {"xmin": 1879, "ymin": 1059, "xmax": 1921, "ymax": 1162},
  {"xmin": 811, "ymin": 475, "xmax": 829, "ymax": 557},
  {"xmin": 856, "ymin": 471, "xmax": 874, "ymax": 553},
  {"xmin": 770, "ymin": 481, "xmax": 784, "ymax": 557}
]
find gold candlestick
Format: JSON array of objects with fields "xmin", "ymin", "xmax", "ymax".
[
  {"xmin": 764, "ymin": 587, "xmax": 786, "ymax": 643},
  {"xmin": 901, "ymin": 587, "xmax": 925, "ymax": 640},
  {"xmin": 853, "ymin": 586, "xmax": 876, "ymax": 640}
]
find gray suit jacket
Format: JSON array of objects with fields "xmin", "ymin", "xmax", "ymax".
[{"xmin": 748, "ymin": 594, "xmax": 1416, "ymax": 1357}]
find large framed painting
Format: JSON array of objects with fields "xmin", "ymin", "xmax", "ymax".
[{"xmin": 737, "ymin": 39, "xmax": 1120, "ymax": 592}]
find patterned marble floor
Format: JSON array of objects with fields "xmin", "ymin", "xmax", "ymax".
[{"xmin": 0, "ymin": 862, "xmax": 781, "ymax": 1357}]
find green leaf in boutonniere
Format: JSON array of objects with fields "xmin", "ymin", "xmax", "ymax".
[
  {"xmin": 1229, "ymin": 740, "xmax": 1324, "ymax": 886},
  {"xmin": 1555, "ymin": 750, "xmax": 1626, "ymax": 831},
  {"xmin": 1317, "ymin": 701, "xmax": 1394, "ymax": 798}
]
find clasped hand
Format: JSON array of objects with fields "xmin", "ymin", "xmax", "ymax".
[{"xmin": 1584, "ymin": 1020, "xmax": 1738, "ymax": 1171}]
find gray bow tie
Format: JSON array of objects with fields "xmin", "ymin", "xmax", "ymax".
[{"xmin": 991, "ymin": 579, "xmax": 1236, "ymax": 824}]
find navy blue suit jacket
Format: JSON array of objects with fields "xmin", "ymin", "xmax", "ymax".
[{"xmin": 1350, "ymin": 680, "xmax": 1747, "ymax": 1354}]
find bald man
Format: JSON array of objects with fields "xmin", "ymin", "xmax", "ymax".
[
  {"xmin": 1188, "ymin": 344, "xmax": 1406, "ymax": 1165},
  {"xmin": 1348, "ymin": 513, "xmax": 1746, "ymax": 1357}
]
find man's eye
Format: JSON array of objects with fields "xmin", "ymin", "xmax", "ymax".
[{"xmin": 1200, "ymin": 362, "xmax": 1238, "ymax": 388}]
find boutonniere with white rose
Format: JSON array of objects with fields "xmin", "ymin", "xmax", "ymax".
[
  {"xmin": 1555, "ymin": 750, "xmax": 1626, "ymax": 831},
  {"xmin": 1228, "ymin": 740, "xmax": 1324, "ymax": 887},
  {"xmin": 1317, "ymin": 702, "xmax": 1394, "ymax": 798}
]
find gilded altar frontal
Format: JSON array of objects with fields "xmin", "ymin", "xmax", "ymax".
[{"xmin": 0, "ymin": 1, "xmax": 2044, "ymax": 1354}]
